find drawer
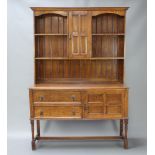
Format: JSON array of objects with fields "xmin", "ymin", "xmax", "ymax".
[
  {"xmin": 33, "ymin": 90, "xmax": 81, "ymax": 102},
  {"xmin": 34, "ymin": 105, "xmax": 82, "ymax": 118}
]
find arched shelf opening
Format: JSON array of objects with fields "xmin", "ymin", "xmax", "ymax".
[
  {"xmin": 92, "ymin": 13, "xmax": 125, "ymax": 34},
  {"xmin": 92, "ymin": 13, "xmax": 125, "ymax": 58},
  {"xmin": 35, "ymin": 13, "xmax": 68, "ymax": 59},
  {"xmin": 35, "ymin": 13, "xmax": 68, "ymax": 35}
]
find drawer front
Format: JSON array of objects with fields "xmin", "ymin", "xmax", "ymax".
[
  {"xmin": 33, "ymin": 90, "xmax": 81, "ymax": 102},
  {"xmin": 84, "ymin": 89, "xmax": 126, "ymax": 119},
  {"xmin": 34, "ymin": 105, "xmax": 82, "ymax": 119}
]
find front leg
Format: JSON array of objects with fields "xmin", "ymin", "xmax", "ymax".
[
  {"xmin": 123, "ymin": 119, "xmax": 128, "ymax": 149},
  {"xmin": 120, "ymin": 119, "xmax": 123, "ymax": 137},
  {"xmin": 30, "ymin": 120, "xmax": 36, "ymax": 150},
  {"xmin": 36, "ymin": 120, "xmax": 40, "ymax": 138}
]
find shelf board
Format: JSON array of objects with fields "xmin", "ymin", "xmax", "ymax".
[
  {"xmin": 92, "ymin": 33, "xmax": 125, "ymax": 36},
  {"xmin": 35, "ymin": 57, "xmax": 68, "ymax": 60},
  {"xmin": 35, "ymin": 34, "xmax": 124, "ymax": 36},
  {"xmin": 35, "ymin": 34, "xmax": 68, "ymax": 36},
  {"xmin": 35, "ymin": 57, "xmax": 124, "ymax": 60},
  {"xmin": 91, "ymin": 57, "xmax": 124, "ymax": 60}
]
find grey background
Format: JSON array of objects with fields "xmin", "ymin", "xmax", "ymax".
[{"xmin": 8, "ymin": 0, "xmax": 147, "ymax": 155}]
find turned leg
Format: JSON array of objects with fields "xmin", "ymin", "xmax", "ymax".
[
  {"xmin": 120, "ymin": 119, "xmax": 123, "ymax": 137},
  {"xmin": 123, "ymin": 119, "xmax": 128, "ymax": 149},
  {"xmin": 30, "ymin": 120, "xmax": 36, "ymax": 150},
  {"xmin": 37, "ymin": 120, "xmax": 40, "ymax": 137}
]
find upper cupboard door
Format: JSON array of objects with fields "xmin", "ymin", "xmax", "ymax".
[{"xmin": 69, "ymin": 11, "xmax": 92, "ymax": 58}]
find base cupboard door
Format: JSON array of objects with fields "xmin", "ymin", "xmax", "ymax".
[{"xmin": 84, "ymin": 89, "xmax": 125, "ymax": 119}]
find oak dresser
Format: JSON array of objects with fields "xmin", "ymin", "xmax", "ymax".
[{"xmin": 29, "ymin": 7, "xmax": 129, "ymax": 150}]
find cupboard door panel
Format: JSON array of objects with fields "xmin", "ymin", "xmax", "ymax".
[
  {"xmin": 105, "ymin": 93, "xmax": 123, "ymax": 115},
  {"xmin": 72, "ymin": 36, "xmax": 79, "ymax": 55},
  {"xmin": 80, "ymin": 14, "xmax": 89, "ymax": 55},
  {"xmin": 70, "ymin": 13, "xmax": 79, "ymax": 55},
  {"xmin": 69, "ymin": 11, "xmax": 91, "ymax": 58},
  {"xmin": 80, "ymin": 36, "xmax": 88, "ymax": 55},
  {"xmin": 106, "ymin": 94, "xmax": 122, "ymax": 105},
  {"xmin": 104, "ymin": 91, "xmax": 124, "ymax": 117},
  {"xmin": 87, "ymin": 103, "xmax": 105, "ymax": 114},
  {"xmin": 107, "ymin": 106, "xmax": 122, "ymax": 114},
  {"xmin": 84, "ymin": 93, "xmax": 105, "ymax": 119}
]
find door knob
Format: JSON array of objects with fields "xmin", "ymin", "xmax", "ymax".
[{"xmin": 69, "ymin": 33, "xmax": 72, "ymax": 39}]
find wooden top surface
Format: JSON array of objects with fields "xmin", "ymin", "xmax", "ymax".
[
  {"xmin": 30, "ymin": 83, "xmax": 128, "ymax": 90},
  {"xmin": 31, "ymin": 7, "xmax": 129, "ymax": 11}
]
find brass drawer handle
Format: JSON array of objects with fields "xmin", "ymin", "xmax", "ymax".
[
  {"xmin": 40, "ymin": 111, "xmax": 44, "ymax": 116},
  {"xmin": 39, "ymin": 96, "xmax": 44, "ymax": 101},
  {"xmin": 71, "ymin": 95, "xmax": 76, "ymax": 101}
]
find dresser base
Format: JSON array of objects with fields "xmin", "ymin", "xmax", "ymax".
[{"xmin": 30, "ymin": 119, "xmax": 128, "ymax": 150}]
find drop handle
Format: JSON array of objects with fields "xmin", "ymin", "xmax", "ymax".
[
  {"xmin": 39, "ymin": 96, "xmax": 44, "ymax": 101},
  {"xmin": 40, "ymin": 111, "xmax": 44, "ymax": 116},
  {"xmin": 71, "ymin": 95, "xmax": 76, "ymax": 101}
]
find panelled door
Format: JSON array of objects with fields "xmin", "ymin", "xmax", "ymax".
[
  {"xmin": 84, "ymin": 90, "xmax": 125, "ymax": 119},
  {"xmin": 69, "ymin": 11, "xmax": 91, "ymax": 58}
]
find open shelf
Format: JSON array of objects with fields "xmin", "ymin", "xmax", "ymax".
[
  {"xmin": 35, "ymin": 59, "xmax": 124, "ymax": 83},
  {"xmin": 35, "ymin": 35, "xmax": 67, "ymax": 57},
  {"xmin": 92, "ymin": 13, "xmax": 125, "ymax": 34},
  {"xmin": 92, "ymin": 35, "xmax": 124, "ymax": 57},
  {"xmin": 91, "ymin": 14, "xmax": 125, "ymax": 58},
  {"xmin": 35, "ymin": 13, "xmax": 67, "ymax": 34},
  {"xmin": 34, "ymin": 11, "xmax": 126, "ymax": 84}
]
